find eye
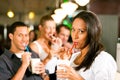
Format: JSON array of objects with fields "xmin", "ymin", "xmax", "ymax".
[
  {"xmin": 18, "ymin": 34, "xmax": 22, "ymax": 37},
  {"xmin": 78, "ymin": 29, "xmax": 86, "ymax": 34},
  {"xmin": 25, "ymin": 34, "xmax": 29, "ymax": 37},
  {"xmin": 71, "ymin": 28, "xmax": 75, "ymax": 32},
  {"xmin": 79, "ymin": 29, "xmax": 84, "ymax": 33}
]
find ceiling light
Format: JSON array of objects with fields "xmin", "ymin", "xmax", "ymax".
[
  {"xmin": 7, "ymin": 10, "xmax": 14, "ymax": 18},
  {"xmin": 61, "ymin": 2, "xmax": 78, "ymax": 15},
  {"xmin": 28, "ymin": 11, "xmax": 35, "ymax": 19},
  {"xmin": 75, "ymin": 0, "xmax": 90, "ymax": 6},
  {"xmin": 51, "ymin": 14, "xmax": 65, "ymax": 24},
  {"xmin": 54, "ymin": 8, "xmax": 67, "ymax": 18}
]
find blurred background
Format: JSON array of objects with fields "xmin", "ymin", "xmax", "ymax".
[{"xmin": 0, "ymin": 0, "xmax": 120, "ymax": 72}]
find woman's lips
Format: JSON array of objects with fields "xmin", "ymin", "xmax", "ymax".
[{"xmin": 74, "ymin": 42, "xmax": 78, "ymax": 45}]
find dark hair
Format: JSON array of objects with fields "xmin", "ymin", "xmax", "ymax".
[
  {"xmin": 39, "ymin": 14, "xmax": 54, "ymax": 26},
  {"xmin": 29, "ymin": 30, "xmax": 37, "ymax": 41},
  {"xmin": 73, "ymin": 10, "xmax": 104, "ymax": 71},
  {"xmin": 9, "ymin": 21, "xmax": 27, "ymax": 34},
  {"xmin": 56, "ymin": 24, "xmax": 71, "ymax": 34}
]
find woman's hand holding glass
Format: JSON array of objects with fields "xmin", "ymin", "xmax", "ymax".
[{"xmin": 56, "ymin": 64, "xmax": 84, "ymax": 80}]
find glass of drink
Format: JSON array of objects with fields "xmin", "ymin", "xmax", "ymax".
[{"xmin": 30, "ymin": 58, "xmax": 41, "ymax": 74}]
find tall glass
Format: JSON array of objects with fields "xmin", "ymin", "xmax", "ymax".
[{"xmin": 57, "ymin": 59, "xmax": 70, "ymax": 80}]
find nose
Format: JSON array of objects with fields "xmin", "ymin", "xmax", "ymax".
[
  {"xmin": 65, "ymin": 35, "xmax": 68, "ymax": 41},
  {"xmin": 50, "ymin": 28, "xmax": 55, "ymax": 35},
  {"xmin": 22, "ymin": 35, "xmax": 29, "ymax": 42},
  {"xmin": 74, "ymin": 31, "xmax": 79, "ymax": 39}
]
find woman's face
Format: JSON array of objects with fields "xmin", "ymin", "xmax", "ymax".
[
  {"xmin": 29, "ymin": 31, "xmax": 35, "ymax": 41},
  {"xmin": 41, "ymin": 20, "xmax": 56, "ymax": 40},
  {"xmin": 71, "ymin": 18, "xmax": 88, "ymax": 49}
]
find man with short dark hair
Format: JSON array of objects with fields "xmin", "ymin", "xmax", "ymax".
[
  {"xmin": 0, "ymin": 21, "xmax": 49, "ymax": 80},
  {"xmin": 56, "ymin": 24, "xmax": 72, "ymax": 49}
]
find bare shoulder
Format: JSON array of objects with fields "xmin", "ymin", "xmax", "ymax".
[{"xmin": 29, "ymin": 42, "xmax": 39, "ymax": 54}]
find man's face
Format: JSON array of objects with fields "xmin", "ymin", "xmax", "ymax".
[
  {"xmin": 58, "ymin": 27, "xmax": 70, "ymax": 44},
  {"xmin": 10, "ymin": 26, "xmax": 29, "ymax": 51}
]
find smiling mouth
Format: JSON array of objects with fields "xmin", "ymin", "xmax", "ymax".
[{"xmin": 22, "ymin": 43, "xmax": 27, "ymax": 47}]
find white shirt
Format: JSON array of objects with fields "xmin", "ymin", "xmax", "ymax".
[
  {"xmin": 33, "ymin": 41, "xmax": 48, "ymax": 60},
  {"xmin": 70, "ymin": 51, "xmax": 117, "ymax": 80},
  {"xmin": 33, "ymin": 41, "xmax": 57, "ymax": 74}
]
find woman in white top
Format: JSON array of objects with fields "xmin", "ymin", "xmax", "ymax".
[
  {"xmin": 30, "ymin": 14, "xmax": 62, "ymax": 80},
  {"xmin": 56, "ymin": 10, "xmax": 117, "ymax": 80}
]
